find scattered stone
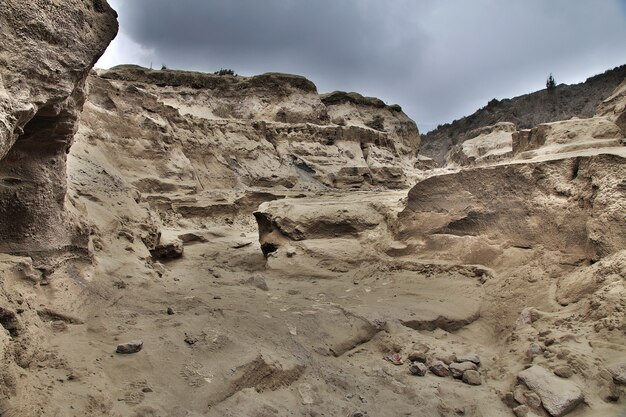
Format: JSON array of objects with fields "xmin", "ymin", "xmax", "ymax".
[
  {"xmin": 526, "ymin": 343, "xmax": 544, "ymax": 359},
  {"xmin": 429, "ymin": 360, "xmax": 451, "ymax": 377},
  {"xmin": 502, "ymin": 391, "xmax": 517, "ymax": 408},
  {"xmin": 513, "ymin": 405, "xmax": 529, "ymax": 417},
  {"xmin": 553, "ymin": 366, "xmax": 573, "ymax": 378},
  {"xmin": 450, "ymin": 361, "xmax": 478, "ymax": 379},
  {"xmin": 286, "ymin": 246, "xmax": 297, "ymax": 257},
  {"xmin": 231, "ymin": 240, "xmax": 252, "ymax": 249},
  {"xmin": 184, "ymin": 333, "xmax": 198, "ymax": 345},
  {"xmin": 408, "ymin": 351, "xmax": 427, "ymax": 363},
  {"xmin": 116, "ymin": 340, "xmax": 143, "ymax": 354},
  {"xmin": 462, "ymin": 370, "xmax": 481, "ymax": 385},
  {"xmin": 166, "ymin": 307, "xmax": 175, "ymax": 315},
  {"xmin": 298, "ymin": 383, "xmax": 315, "ymax": 405},
  {"xmin": 517, "ymin": 365, "xmax": 584, "ymax": 417},
  {"xmin": 438, "ymin": 353, "xmax": 457, "ymax": 365},
  {"xmin": 409, "ymin": 362, "xmax": 428, "ymax": 376},
  {"xmin": 177, "ymin": 232, "xmax": 208, "ymax": 244},
  {"xmin": 607, "ymin": 362, "xmax": 626, "ymax": 385},
  {"xmin": 142, "ymin": 387, "xmax": 153, "ymax": 393},
  {"xmin": 456, "ymin": 353, "xmax": 480, "ymax": 366},
  {"xmin": 517, "ymin": 307, "xmax": 541, "ymax": 325}
]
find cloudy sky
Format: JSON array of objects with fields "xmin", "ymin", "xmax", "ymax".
[{"xmin": 97, "ymin": 0, "xmax": 626, "ymax": 132}]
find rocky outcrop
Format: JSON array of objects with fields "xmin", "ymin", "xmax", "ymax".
[
  {"xmin": 421, "ymin": 65, "xmax": 626, "ymax": 165},
  {"xmin": 0, "ymin": 1, "xmax": 118, "ymax": 254},
  {"xmin": 446, "ymin": 122, "xmax": 515, "ymax": 166},
  {"xmin": 597, "ymin": 77, "xmax": 626, "ymax": 136},
  {"xmin": 398, "ymin": 153, "xmax": 626, "ymax": 262},
  {"xmin": 321, "ymin": 91, "xmax": 421, "ymax": 155},
  {"xmin": 512, "ymin": 117, "xmax": 623, "ymax": 156},
  {"xmin": 82, "ymin": 67, "xmax": 419, "ymax": 198}
]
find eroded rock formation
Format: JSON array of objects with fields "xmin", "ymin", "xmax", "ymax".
[{"xmin": 0, "ymin": 0, "xmax": 118, "ymax": 255}]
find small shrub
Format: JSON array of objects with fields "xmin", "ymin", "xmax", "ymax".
[
  {"xmin": 546, "ymin": 73, "xmax": 556, "ymax": 90},
  {"xmin": 214, "ymin": 68, "xmax": 236, "ymax": 76}
]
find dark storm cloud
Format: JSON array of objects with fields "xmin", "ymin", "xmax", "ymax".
[{"xmin": 99, "ymin": 0, "xmax": 626, "ymax": 132}]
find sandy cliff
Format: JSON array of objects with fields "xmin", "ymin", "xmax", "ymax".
[
  {"xmin": 0, "ymin": 2, "xmax": 624, "ymax": 416},
  {"xmin": 0, "ymin": 0, "xmax": 118, "ymax": 255},
  {"xmin": 421, "ymin": 65, "xmax": 626, "ymax": 165}
]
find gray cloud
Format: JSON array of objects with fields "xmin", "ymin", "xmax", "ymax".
[{"xmin": 98, "ymin": 0, "xmax": 626, "ymax": 132}]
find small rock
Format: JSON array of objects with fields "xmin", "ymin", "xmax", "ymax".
[
  {"xmin": 513, "ymin": 405, "xmax": 529, "ymax": 417},
  {"xmin": 231, "ymin": 240, "xmax": 252, "ymax": 249},
  {"xmin": 142, "ymin": 387, "xmax": 153, "ymax": 393},
  {"xmin": 607, "ymin": 362, "xmax": 626, "ymax": 385},
  {"xmin": 517, "ymin": 365, "xmax": 584, "ymax": 417},
  {"xmin": 409, "ymin": 362, "xmax": 428, "ymax": 376},
  {"xmin": 517, "ymin": 307, "xmax": 541, "ymax": 325},
  {"xmin": 502, "ymin": 391, "xmax": 517, "ymax": 408},
  {"xmin": 116, "ymin": 340, "xmax": 143, "ymax": 354},
  {"xmin": 408, "ymin": 351, "xmax": 427, "ymax": 363},
  {"xmin": 526, "ymin": 343, "xmax": 544, "ymax": 359},
  {"xmin": 298, "ymin": 383, "xmax": 315, "ymax": 405},
  {"xmin": 456, "ymin": 353, "xmax": 480, "ymax": 366},
  {"xmin": 450, "ymin": 361, "xmax": 478, "ymax": 379},
  {"xmin": 184, "ymin": 333, "xmax": 198, "ymax": 345},
  {"xmin": 553, "ymin": 366, "xmax": 573, "ymax": 378},
  {"xmin": 166, "ymin": 307, "xmax": 175, "ymax": 315},
  {"xmin": 462, "ymin": 370, "xmax": 481, "ymax": 385},
  {"xmin": 439, "ymin": 353, "xmax": 457, "ymax": 365},
  {"xmin": 429, "ymin": 360, "xmax": 450, "ymax": 377},
  {"xmin": 286, "ymin": 247, "xmax": 297, "ymax": 257}
]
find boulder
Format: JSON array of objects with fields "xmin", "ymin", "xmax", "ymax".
[{"xmin": 517, "ymin": 366, "xmax": 584, "ymax": 417}]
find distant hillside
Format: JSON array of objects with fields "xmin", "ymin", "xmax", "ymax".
[{"xmin": 420, "ymin": 65, "xmax": 626, "ymax": 165}]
